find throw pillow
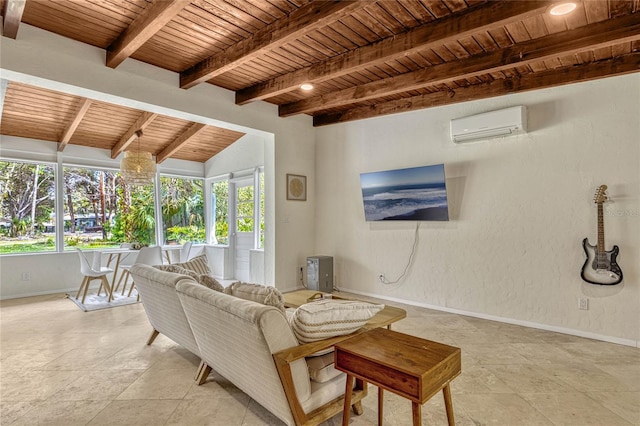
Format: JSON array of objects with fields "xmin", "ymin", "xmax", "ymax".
[
  {"xmin": 224, "ymin": 281, "xmax": 285, "ymax": 312},
  {"xmin": 197, "ymin": 274, "xmax": 225, "ymax": 292},
  {"xmin": 289, "ymin": 299, "xmax": 384, "ymax": 343},
  {"xmin": 170, "ymin": 254, "xmax": 211, "ymax": 275},
  {"xmin": 153, "ymin": 264, "xmax": 223, "ymax": 292},
  {"xmin": 154, "ymin": 264, "xmax": 199, "ymax": 278}
]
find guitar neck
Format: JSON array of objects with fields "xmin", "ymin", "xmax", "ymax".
[{"xmin": 597, "ymin": 203, "xmax": 605, "ymax": 251}]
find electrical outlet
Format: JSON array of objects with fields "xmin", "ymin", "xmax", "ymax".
[
  {"xmin": 578, "ymin": 297, "xmax": 589, "ymax": 310},
  {"xmin": 21, "ymin": 272, "xmax": 31, "ymax": 281}
]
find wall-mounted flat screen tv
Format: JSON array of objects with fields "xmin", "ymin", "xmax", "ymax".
[{"xmin": 360, "ymin": 164, "xmax": 449, "ymax": 221}]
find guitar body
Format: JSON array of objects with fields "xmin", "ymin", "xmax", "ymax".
[{"xmin": 581, "ymin": 238, "xmax": 623, "ymax": 285}]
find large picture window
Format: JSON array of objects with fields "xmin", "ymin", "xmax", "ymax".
[
  {"xmin": 62, "ymin": 166, "xmax": 156, "ymax": 249},
  {"xmin": 161, "ymin": 176, "xmax": 205, "ymax": 245},
  {"xmin": 0, "ymin": 160, "xmax": 56, "ymax": 254},
  {"xmin": 1, "ymin": 158, "xmax": 264, "ymax": 256}
]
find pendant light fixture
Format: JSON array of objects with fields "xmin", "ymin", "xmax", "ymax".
[{"xmin": 120, "ymin": 130, "xmax": 156, "ymax": 186}]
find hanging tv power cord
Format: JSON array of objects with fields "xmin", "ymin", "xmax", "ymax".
[{"xmin": 379, "ymin": 222, "xmax": 420, "ymax": 285}]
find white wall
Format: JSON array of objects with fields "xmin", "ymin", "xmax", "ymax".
[
  {"xmin": 315, "ymin": 74, "xmax": 640, "ymax": 346},
  {"xmin": 0, "ymin": 24, "xmax": 316, "ymax": 297}
]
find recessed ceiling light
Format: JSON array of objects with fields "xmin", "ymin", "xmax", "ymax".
[
  {"xmin": 549, "ymin": 2, "xmax": 577, "ymax": 16},
  {"xmin": 300, "ymin": 83, "xmax": 314, "ymax": 91}
]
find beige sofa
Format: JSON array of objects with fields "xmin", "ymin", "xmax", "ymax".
[
  {"xmin": 128, "ymin": 264, "xmax": 201, "ymax": 356},
  {"xmin": 176, "ymin": 279, "xmax": 367, "ymax": 426},
  {"xmin": 130, "ymin": 263, "xmax": 367, "ymax": 425}
]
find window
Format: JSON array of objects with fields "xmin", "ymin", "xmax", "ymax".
[
  {"xmin": 258, "ymin": 170, "xmax": 265, "ymax": 249},
  {"xmin": 0, "ymin": 160, "xmax": 56, "ymax": 254},
  {"xmin": 161, "ymin": 176, "xmax": 205, "ymax": 244},
  {"xmin": 63, "ymin": 166, "xmax": 156, "ymax": 249},
  {"xmin": 236, "ymin": 183, "xmax": 254, "ymax": 233},
  {"xmin": 211, "ymin": 179, "xmax": 229, "ymax": 245},
  {"xmin": 210, "ymin": 169, "xmax": 263, "ymax": 248}
]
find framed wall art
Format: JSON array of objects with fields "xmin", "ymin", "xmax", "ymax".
[{"xmin": 286, "ymin": 174, "xmax": 306, "ymax": 201}]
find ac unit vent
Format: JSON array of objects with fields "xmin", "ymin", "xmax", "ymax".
[{"xmin": 451, "ymin": 106, "xmax": 527, "ymax": 143}]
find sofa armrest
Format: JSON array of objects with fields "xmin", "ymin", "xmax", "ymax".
[
  {"xmin": 272, "ymin": 330, "xmax": 367, "ymax": 426},
  {"xmin": 273, "ymin": 329, "xmax": 365, "ymax": 364}
]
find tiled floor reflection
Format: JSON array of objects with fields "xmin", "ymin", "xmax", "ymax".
[{"xmin": 1, "ymin": 293, "xmax": 638, "ymax": 425}]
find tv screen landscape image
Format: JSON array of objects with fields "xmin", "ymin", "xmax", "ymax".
[{"xmin": 360, "ymin": 164, "xmax": 449, "ymax": 221}]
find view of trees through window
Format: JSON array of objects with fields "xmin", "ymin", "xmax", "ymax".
[
  {"xmin": 259, "ymin": 171, "xmax": 265, "ymax": 249},
  {"xmin": 0, "ymin": 160, "xmax": 56, "ymax": 253},
  {"xmin": 161, "ymin": 176, "xmax": 205, "ymax": 245},
  {"xmin": 211, "ymin": 172, "xmax": 263, "ymax": 248},
  {"xmin": 236, "ymin": 184, "xmax": 254, "ymax": 233},
  {"xmin": 1, "ymin": 159, "xmax": 259, "ymax": 255},
  {"xmin": 211, "ymin": 180, "xmax": 229, "ymax": 245},
  {"xmin": 63, "ymin": 166, "xmax": 156, "ymax": 250}
]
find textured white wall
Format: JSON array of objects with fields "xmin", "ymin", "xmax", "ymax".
[{"xmin": 315, "ymin": 74, "xmax": 639, "ymax": 346}]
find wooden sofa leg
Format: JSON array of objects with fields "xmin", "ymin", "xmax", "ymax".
[
  {"xmin": 147, "ymin": 329, "xmax": 160, "ymax": 345},
  {"xmin": 195, "ymin": 361, "xmax": 212, "ymax": 385},
  {"xmin": 352, "ymin": 401, "xmax": 364, "ymax": 416}
]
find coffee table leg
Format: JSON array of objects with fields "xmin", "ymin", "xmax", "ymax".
[
  {"xmin": 412, "ymin": 401, "xmax": 421, "ymax": 426},
  {"xmin": 443, "ymin": 383, "xmax": 455, "ymax": 426},
  {"xmin": 342, "ymin": 374, "xmax": 354, "ymax": 426},
  {"xmin": 378, "ymin": 387, "xmax": 384, "ymax": 425}
]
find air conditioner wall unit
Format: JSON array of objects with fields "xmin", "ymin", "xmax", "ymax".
[{"xmin": 450, "ymin": 106, "xmax": 527, "ymax": 143}]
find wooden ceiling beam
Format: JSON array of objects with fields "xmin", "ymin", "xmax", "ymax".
[
  {"xmin": 106, "ymin": 0, "xmax": 192, "ymax": 69},
  {"xmin": 2, "ymin": 0, "xmax": 26, "ymax": 39},
  {"xmin": 313, "ymin": 53, "xmax": 640, "ymax": 127},
  {"xmin": 110, "ymin": 112, "xmax": 158, "ymax": 159},
  {"xmin": 235, "ymin": 0, "xmax": 555, "ymax": 105},
  {"xmin": 179, "ymin": 0, "xmax": 367, "ymax": 89},
  {"xmin": 156, "ymin": 122, "xmax": 207, "ymax": 163},
  {"xmin": 280, "ymin": 14, "xmax": 640, "ymax": 117},
  {"xmin": 57, "ymin": 98, "xmax": 92, "ymax": 152}
]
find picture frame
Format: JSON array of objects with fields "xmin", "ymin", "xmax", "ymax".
[{"xmin": 286, "ymin": 174, "xmax": 307, "ymax": 201}]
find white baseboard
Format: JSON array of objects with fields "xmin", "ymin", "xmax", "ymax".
[
  {"xmin": 0, "ymin": 285, "xmax": 99, "ymax": 300},
  {"xmin": 339, "ymin": 287, "xmax": 639, "ymax": 349}
]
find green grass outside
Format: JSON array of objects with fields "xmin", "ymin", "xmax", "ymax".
[{"xmin": 0, "ymin": 237, "xmax": 121, "ymax": 254}]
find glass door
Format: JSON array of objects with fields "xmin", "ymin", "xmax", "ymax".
[{"xmin": 233, "ymin": 178, "xmax": 254, "ymax": 281}]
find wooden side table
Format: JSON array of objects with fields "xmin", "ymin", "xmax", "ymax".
[{"xmin": 335, "ymin": 328, "xmax": 461, "ymax": 426}]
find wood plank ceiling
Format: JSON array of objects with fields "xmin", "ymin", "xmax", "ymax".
[{"xmin": 1, "ymin": 0, "xmax": 639, "ymax": 160}]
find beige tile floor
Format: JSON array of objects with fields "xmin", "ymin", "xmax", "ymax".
[{"xmin": 1, "ymin": 292, "xmax": 638, "ymax": 425}]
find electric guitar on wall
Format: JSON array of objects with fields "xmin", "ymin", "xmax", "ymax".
[{"xmin": 581, "ymin": 185, "xmax": 623, "ymax": 285}]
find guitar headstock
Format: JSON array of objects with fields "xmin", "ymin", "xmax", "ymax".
[{"xmin": 593, "ymin": 184, "xmax": 608, "ymax": 204}]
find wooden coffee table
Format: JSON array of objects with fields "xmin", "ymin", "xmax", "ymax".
[
  {"xmin": 335, "ymin": 328, "xmax": 461, "ymax": 426},
  {"xmin": 283, "ymin": 289, "xmax": 406, "ymax": 329}
]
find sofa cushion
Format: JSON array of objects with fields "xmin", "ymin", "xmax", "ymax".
[
  {"xmin": 289, "ymin": 299, "xmax": 384, "ymax": 343},
  {"xmin": 171, "ymin": 254, "xmax": 211, "ymax": 275},
  {"xmin": 306, "ymin": 351, "xmax": 341, "ymax": 383},
  {"xmin": 224, "ymin": 281, "xmax": 285, "ymax": 313}
]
